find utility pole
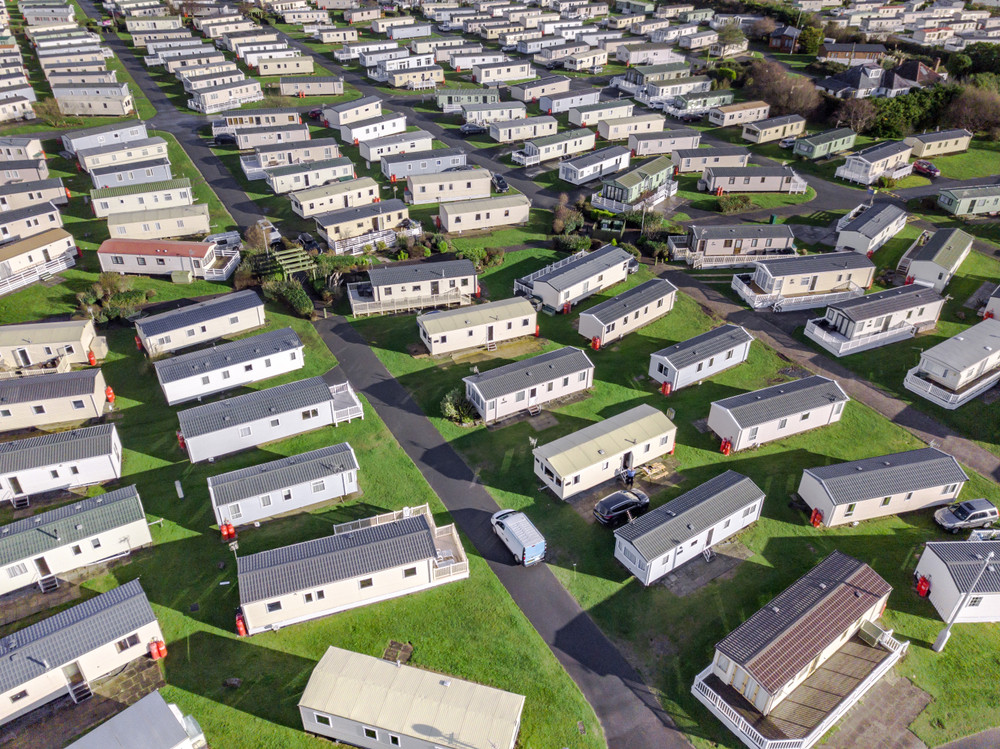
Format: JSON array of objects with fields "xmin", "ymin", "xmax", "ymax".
[{"xmin": 933, "ymin": 550, "xmax": 994, "ymax": 653}]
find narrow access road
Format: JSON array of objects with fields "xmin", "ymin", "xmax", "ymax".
[{"xmin": 313, "ymin": 315, "xmax": 692, "ymax": 749}]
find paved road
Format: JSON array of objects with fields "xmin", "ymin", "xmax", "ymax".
[{"xmin": 314, "ymin": 315, "xmax": 690, "ymax": 749}]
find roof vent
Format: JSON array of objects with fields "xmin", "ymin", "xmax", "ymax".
[
  {"xmin": 883, "ymin": 461, "xmax": 891, "ymax": 466},
  {"xmin": 854, "ymin": 590, "xmax": 862, "ymax": 597},
  {"xmin": 819, "ymin": 582, "xmax": 827, "ymax": 590},
  {"xmin": 686, "ymin": 523, "xmax": 693, "ymax": 530},
  {"xmin": 75, "ymin": 524, "xmax": 83, "ymax": 531},
  {"xmin": 441, "ymin": 679, "xmax": 451, "ymax": 687},
  {"xmin": 771, "ymin": 606, "xmax": 780, "ymax": 614},
  {"xmin": 597, "ymin": 449, "xmax": 605, "ymax": 455}
]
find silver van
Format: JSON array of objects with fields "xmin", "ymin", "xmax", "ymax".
[{"xmin": 491, "ymin": 509, "xmax": 546, "ymax": 566}]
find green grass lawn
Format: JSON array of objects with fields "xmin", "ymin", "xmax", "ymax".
[
  {"xmin": 352, "ymin": 249, "xmax": 1000, "ymax": 749},
  {"xmin": 673, "ymin": 174, "xmax": 816, "ymax": 213},
  {"xmin": 926, "ymin": 139, "xmax": 1000, "ymax": 180}
]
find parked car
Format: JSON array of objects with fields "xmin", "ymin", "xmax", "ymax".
[
  {"xmin": 491, "ymin": 509, "xmax": 546, "ymax": 566},
  {"xmin": 297, "ymin": 232, "xmax": 319, "ymax": 251},
  {"xmin": 205, "ymin": 230, "xmax": 242, "ymax": 250},
  {"xmin": 307, "ymin": 108, "xmax": 323, "ymax": 120},
  {"xmin": 492, "ymin": 173, "xmax": 508, "ymax": 192},
  {"xmin": 255, "ymin": 218, "xmax": 282, "ymax": 247},
  {"xmin": 213, "ymin": 132, "xmax": 236, "ymax": 146},
  {"xmin": 460, "ymin": 123, "xmax": 488, "ymax": 136},
  {"xmin": 677, "ymin": 112, "xmax": 703, "ymax": 123},
  {"xmin": 913, "ymin": 160, "xmax": 941, "ymax": 178},
  {"xmin": 546, "ymin": 60, "xmax": 564, "ymax": 70},
  {"xmin": 593, "ymin": 489, "xmax": 650, "ymax": 527},
  {"xmin": 779, "ymin": 136, "xmax": 798, "ymax": 149},
  {"xmin": 501, "ymin": 44, "xmax": 516, "ymax": 52},
  {"xmin": 934, "ymin": 498, "xmax": 999, "ymax": 533}
]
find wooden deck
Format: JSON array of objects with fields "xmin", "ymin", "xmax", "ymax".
[{"xmin": 704, "ymin": 636, "xmax": 893, "ymax": 741}]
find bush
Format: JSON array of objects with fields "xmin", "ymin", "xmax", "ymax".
[
  {"xmin": 877, "ymin": 175, "xmax": 898, "ymax": 189},
  {"xmin": 484, "ymin": 247, "xmax": 505, "ymax": 268},
  {"xmin": 262, "ymin": 278, "xmax": 313, "ymax": 318},
  {"xmin": 440, "ymin": 387, "xmax": 477, "ymax": 425},
  {"xmin": 552, "ymin": 234, "xmax": 591, "ymax": 252},
  {"xmin": 456, "ymin": 246, "xmax": 487, "ymax": 268},
  {"xmin": 619, "ymin": 243, "xmax": 640, "ymax": 260},
  {"xmin": 718, "ymin": 194, "xmax": 754, "ymax": 214},
  {"xmin": 436, "ymin": 239, "xmax": 449, "ymax": 253}
]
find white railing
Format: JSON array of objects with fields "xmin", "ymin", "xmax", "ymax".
[
  {"xmin": 904, "ymin": 365, "xmax": 1000, "ymax": 410},
  {"xmin": 668, "ymin": 235, "xmax": 690, "ymax": 259},
  {"xmin": 0, "ymin": 251, "xmax": 76, "ymax": 297},
  {"xmin": 897, "ymin": 230, "xmax": 931, "ymax": 274},
  {"xmin": 772, "ymin": 282, "xmax": 864, "ymax": 312},
  {"xmin": 804, "ymin": 318, "xmax": 915, "ymax": 356},
  {"xmin": 349, "ymin": 284, "xmax": 472, "ymax": 317},
  {"xmin": 690, "ymin": 252, "xmax": 796, "ymax": 269},
  {"xmin": 591, "ymin": 181, "xmax": 677, "ymax": 214},
  {"xmin": 204, "ymin": 248, "xmax": 240, "ymax": 281},
  {"xmin": 731, "ymin": 274, "xmax": 780, "ymax": 309},
  {"xmin": 331, "ymin": 224, "xmax": 421, "ymax": 256},
  {"xmin": 333, "ymin": 503, "xmax": 432, "ymax": 535},
  {"xmin": 514, "ymin": 250, "xmax": 587, "ymax": 295},
  {"xmin": 511, "ymin": 149, "xmax": 540, "ymax": 166},
  {"xmin": 330, "ymin": 381, "xmax": 364, "ymax": 424},
  {"xmin": 0, "ymin": 356, "xmax": 70, "ymax": 380},
  {"xmin": 191, "ymin": 91, "xmax": 265, "ymax": 114}
]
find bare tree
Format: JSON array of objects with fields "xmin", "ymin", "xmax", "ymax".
[
  {"xmin": 750, "ymin": 17, "xmax": 777, "ymax": 41},
  {"xmin": 946, "ymin": 85, "xmax": 1000, "ymax": 133},
  {"xmin": 745, "ymin": 60, "xmax": 821, "ymax": 116},
  {"xmin": 837, "ymin": 97, "xmax": 877, "ymax": 134},
  {"xmin": 243, "ymin": 222, "xmax": 268, "ymax": 254}
]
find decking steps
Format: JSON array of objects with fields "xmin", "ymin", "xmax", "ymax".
[
  {"xmin": 70, "ymin": 682, "xmax": 92, "ymax": 703},
  {"xmin": 38, "ymin": 575, "xmax": 58, "ymax": 593},
  {"xmin": 11, "ymin": 496, "xmax": 29, "ymax": 509}
]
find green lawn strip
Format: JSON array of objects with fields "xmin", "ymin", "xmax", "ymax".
[
  {"xmin": 674, "ymin": 174, "xmax": 816, "ymax": 213},
  {"xmin": 926, "ymin": 140, "xmax": 1000, "ymax": 180},
  {"xmin": 105, "ymin": 54, "xmax": 157, "ymax": 121},
  {"xmin": 448, "ymin": 210, "xmax": 554, "ymax": 256},
  {"xmin": 908, "ymin": 204, "xmax": 1000, "ymax": 249},
  {"xmin": 352, "ymin": 253, "xmax": 1000, "ymax": 748},
  {"xmin": 155, "ymin": 130, "xmax": 236, "ymax": 233}
]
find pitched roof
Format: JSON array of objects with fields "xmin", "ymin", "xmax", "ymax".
[
  {"xmin": 407, "ymin": 168, "xmax": 487, "ymax": 187},
  {"xmin": 264, "ymin": 156, "xmax": 352, "ymax": 178},
  {"xmin": 805, "ymin": 447, "xmax": 967, "ymax": 505},
  {"xmin": 440, "ymin": 194, "xmax": 530, "ymax": 215},
  {"xmin": 464, "ymin": 346, "xmax": 593, "ymax": 400},
  {"xmin": 0, "ymin": 178, "xmax": 64, "ymax": 197},
  {"xmin": 827, "ymin": 285, "xmax": 942, "ymax": 323},
  {"xmin": 382, "ymin": 147, "xmax": 465, "ymax": 165},
  {"xmin": 237, "ymin": 513, "xmax": 436, "ymax": 603},
  {"xmin": 839, "ymin": 202, "xmax": 907, "ymax": 238},
  {"xmin": 755, "ymin": 251, "xmax": 874, "ymax": 278},
  {"xmin": 919, "ymin": 318, "xmax": 1000, "ymax": 370},
  {"xmin": 135, "ymin": 290, "xmax": 263, "ymax": 338},
  {"xmin": 672, "ymin": 146, "xmax": 749, "ymax": 159},
  {"xmin": 849, "ymin": 140, "xmax": 911, "ymax": 162},
  {"xmin": 233, "ymin": 123, "xmax": 310, "ymax": 137},
  {"xmin": 939, "ymin": 184, "xmax": 1000, "ymax": 200},
  {"xmin": 67, "ymin": 691, "xmax": 188, "ymax": 749},
  {"xmin": 0, "ymin": 201, "xmax": 58, "ymax": 224},
  {"xmin": 798, "ymin": 127, "xmax": 855, "ymax": 146},
  {"xmin": 368, "ymin": 258, "xmax": 476, "ymax": 287},
  {"xmin": 704, "ymin": 166, "xmax": 798, "ymax": 179},
  {"xmin": 90, "ymin": 178, "xmax": 191, "ymax": 200},
  {"xmin": 75, "ymin": 136, "xmax": 166, "ymax": 159},
  {"xmin": 581, "ymin": 279, "xmax": 676, "ymax": 325},
  {"xmin": 821, "ymin": 42, "xmax": 887, "ymax": 52},
  {"xmin": 653, "ymin": 324, "xmax": 753, "ymax": 369},
  {"xmin": 716, "ymin": 551, "xmax": 892, "ymax": 692},
  {"xmin": 154, "ymin": 327, "xmax": 303, "ymax": 384},
  {"xmin": 90, "ymin": 158, "xmax": 170, "ymax": 177},
  {"xmin": 106, "ymin": 203, "xmax": 209, "ymax": 226},
  {"xmin": 631, "ymin": 128, "xmax": 700, "ymax": 143},
  {"xmin": 527, "ymin": 128, "xmax": 593, "ymax": 148},
  {"xmin": 418, "ymin": 297, "xmax": 535, "ymax": 336},
  {"xmin": 744, "ymin": 114, "xmax": 805, "ymax": 132},
  {"xmin": 314, "ymin": 198, "xmax": 407, "ymax": 227},
  {"xmin": 616, "ymin": 471, "xmax": 764, "ymax": 560},
  {"xmin": 907, "ymin": 128, "xmax": 972, "ymax": 144},
  {"xmin": 0, "ymin": 423, "xmax": 116, "ymax": 475},
  {"xmin": 0, "ymin": 485, "xmax": 144, "ymax": 567},
  {"xmin": 712, "ymin": 375, "xmax": 849, "ymax": 428},
  {"xmin": 922, "ymin": 540, "xmax": 1000, "ymax": 595},
  {"xmin": 177, "ymin": 376, "xmax": 334, "ymax": 438},
  {"xmin": 0, "ymin": 368, "xmax": 101, "ymax": 406},
  {"xmin": 360, "ymin": 129, "xmax": 432, "ymax": 148},
  {"xmin": 609, "ymin": 155, "xmax": 673, "ymax": 189},
  {"xmin": 525, "ymin": 245, "xmax": 634, "ymax": 292},
  {"xmin": 209, "ymin": 442, "xmax": 358, "ymax": 507},
  {"xmin": 534, "ymin": 403, "xmax": 675, "ymax": 476},
  {"xmin": 299, "ymin": 646, "xmax": 525, "ymax": 749},
  {"xmin": 690, "ymin": 224, "xmax": 794, "ymax": 242},
  {"xmin": 908, "ymin": 228, "xmax": 972, "ymax": 269},
  {"xmin": 0, "ymin": 579, "xmax": 157, "ymax": 693},
  {"xmin": 97, "ymin": 237, "xmax": 213, "ymax": 258},
  {"xmin": 0, "ymin": 319, "xmax": 91, "ymax": 347},
  {"xmin": 0, "ymin": 228, "xmax": 73, "ymax": 263}
]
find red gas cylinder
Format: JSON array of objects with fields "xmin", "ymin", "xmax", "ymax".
[
  {"xmin": 156, "ymin": 640, "xmax": 167, "ymax": 659},
  {"xmin": 660, "ymin": 381, "xmax": 672, "ymax": 396},
  {"xmin": 105, "ymin": 386, "xmax": 115, "ymax": 404},
  {"xmin": 534, "ymin": 324, "xmax": 540, "ymax": 337},
  {"xmin": 135, "ymin": 335, "xmax": 143, "ymax": 351},
  {"xmin": 87, "ymin": 350, "xmax": 96, "ymax": 366},
  {"xmin": 391, "ymin": 174, "xmax": 397, "ymax": 183},
  {"xmin": 475, "ymin": 285, "xmax": 481, "ymax": 298},
  {"xmin": 810, "ymin": 508, "xmax": 823, "ymax": 528},
  {"xmin": 236, "ymin": 614, "xmax": 248, "ymax": 637},
  {"xmin": 353, "ymin": 138, "xmax": 359, "ymax": 146},
  {"xmin": 562, "ymin": 302, "xmax": 571, "ymax": 314},
  {"xmin": 221, "ymin": 524, "xmax": 230, "ymax": 541},
  {"xmin": 669, "ymin": 444, "xmax": 675, "ymax": 455},
  {"xmin": 149, "ymin": 641, "xmax": 161, "ymax": 660},
  {"xmin": 177, "ymin": 431, "xmax": 186, "ymax": 450},
  {"xmin": 591, "ymin": 336, "xmax": 601, "ymax": 350},
  {"xmin": 916, "ymin": 576, "xmax": 931, "ymax": 597},
  {"xmin": 985, "ymin": 311, "xmax": 995, "ymax": 320},
  {"xmin": 867, "ymin": 250, "xmax": 874, "ymax": 259}
]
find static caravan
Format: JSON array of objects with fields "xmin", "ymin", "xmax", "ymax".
[
  {"xmin": 489, "ymin": 115, "xmax": 558, "ymax": 143},
  {"xmin": 350, "ymin": 258, "xmax": 477, "ymax": 314},
  {"xmin": 314, "ymin": 199, "xmax": 410, "ymax": 251},
  {"xmin": 135, "ymin": 290, "xmax": 266, "ymax": 356},
  {"xmin": 290, "ymin": 177, "xmax": 380, "ymax": 218},
  {"xmin": 559, "ymin": 146, "xmax": 631, "ymax": 186},
  {"xmin": 566, "ymin": 48, "xmax": 608, "ymax": 71},
  {"xmin": 97, "ymin": 237, "xmax": 236, "ymax": 280},
  {"xmin": 733, "ymin": 252, "xmax": 875, "ymax": 311},
  {"xmin": 904, "ymin": 317, "xmax": 1000, "ymax": 409},
  {"xmin": 153, "ymin": 327, "xmax": 305, "ymax": 406},
  {"xmin": 278, "ymin": 76, "xmax": 344, "ymax": 97},
  {"xmin": 0, "ymin": 368, "xmax": 107, "ymax": 434},
  {"xmin": 0, "ymin": 136, "xmax": 42, "ymax": 161},
  {"xmin": 628, "ymin": 129, "xmax": 701, "ymax": 157},
  {"xmin": 804, "ymin": 285, "xmax": 945, "ymax": 357},
  {"xmin": 89, "ymin": 158, "xmax": 173, "ymax": 190},
  {"xmin": 322, "ymin": 95, "xmax": 382, "ymax": 128},
  {"xmin": 436, "ymin": 86, "xmax": 500, "ymax": 112},
  {"xmin": 509, "ymin": 75, "xmax": 570, "ymax": 101},
  {"xmin": 793, "ymin": 127, "xmax": 857, "ymax": 160},
  {"xmin": 515, "ymin": 245, "xmax": 636, "ymax": 309},
  {"xmin": 0, "ymin": 424, "xmax": 121, "ymax": 503},
  {"xmin": 382, "ymin": 148, "xmax": 467, "ymax": 180},
  {"xmin": 534, "ymin": 404, "xmax": 676, "ymax": 499},
  {"xmin": 904, "ymin": 128, "xmax": 972, "ymax": 158},
  {"xmin": 538, "ymin": 88, "xmax": 600, "ymax": 115},
  {"xmin": 649, "ymin": 324, "xmax": 754, "ymax": 391},
  {"xmin": 591, "ymin": 155, "xmax": 675, "ymax": 213},
  {"xmin": 188, "ymin": 79, "xmax": 264, "ymax": 114},
  {"xmin": 0, "ymin": 484, "xmax": 149, "ymax": 597},
  {"xmin": 598, "ymin": 113, "xmax": 665, "ymax": 141},
  {"xmin": 798, "ymin": 447, "xmax": 967, "ymax": 528},
  {"xmin": 462, "ymin": 101, "xmax": 527, "ymax": 125},
  {"xmin": 358, "ymin": 129, "xmax": 433, "ymax": 163},
  {"xmin": 209, "ymin": 442, "xmax": 358, "ymax": 527},
  {"xmin": 177, "ymin": 375, "xmax": 363, "ymax": 463},
  {"xmin": 668, "ymin": 223, "xmax": 796, "ymax": 268},
  {"xmin": 615, "ymin": 471, "xmax": 764, "ymax": 585},
  {"xmin": 898, "ymin": 228, "xmax": 972, "ymax": 292},
  {"xmin": 66, "ymin": 691, "xmax": 204, "ymax": 749},
  {"xmin": 742, "ymin": 114, "xmax": 806, "ymax": 144},
  {"xmin": 0, "ymin": 158, "xmax": 49, "ymax": 185},
  {"xmin": 106, "ymin": 204, "xmax": 210, "ymax": 241},
  {"xmin": 314, "ymin": 27, "xmax": 358, "ymax": 43},
  {"xmin": 578, "ymin": 279, "xmax": 676, "ymax": 346},
  {"xmin": 834, "ymin": 202, "xmax": 908, "ymax": 256},
  {"xmin": 0, "ymin": 228, "xmax": 77, "ymax": 298},
  {"xmin": 264, "ymin": 157, "xmax": 354, "ymax": 194},
  {"xmin": 914, "ymin": 540, "xmax": 1000, "ymax": 624},
  {"xmin": 233, "ymin": 123, "xmax": 311, "ymax": 151},
  {"xmin": 699, "ymin": 165, "xmax": 808, "ymax": 194},
  {"xmin": 707, "ymin": 375, "xmax": 849, "ymax": 452},
  {"xmin": 512, "ymin": 128, "xmax": 595, "ymax": 167},
  {"xmin": 238, "ymin": 504, "xmax": 467, "ymax": 634},
  {"xmin": 0, "ymin": 202, "xmax": 62, "ymax": 242},
  {"xmin": 438, "ymin": 194, "xmax": 532, "ymax": 233},
  {"xmin": 417, "ymin": 297, "xmax": 537, "ymax": 356},
  {"xmin": 0, "ymin": 580, "xmax": 163, "ymax": 727},
  {"xmin": 0, "ymin": 178, "xmax": 67, "ymax": 212},
  {"xmin": 835, "ymin": 140, "xmax": 913, "ymax": 185},
  {"xmin": 0, "ymin": 318, "xmax": 106, "ymax": 369},
  {"xmin": 464, "ymin": 346, "xmax": 594, "ymax": 423},
  {"xmin": 257, "ymin": 56, "xmax": 315, "ymax": 76},
  {"xmin": 472, "ymin": 59, "xmax": 535, "ymax": 85},
  {"xmin": 183, "ymin": 71, "xmax": 247, "ymax": 94},
  {"xmin": 406, "ymin": 169, "xmax": 491, "ymax": 205},
  {"xmin": 708, "ymin": 100, "xmax": 770, "ymax": 127},
  {"xmin": 340, "ymin": 113, "xmax": 408, "ymax": 145},
  {"xmin": 569, "ymin": 100, "xmax": 632, "ymax": 128},
  {"xmin": 937, "ymin": 185, "xmax": 1000, "ymax": 217}
]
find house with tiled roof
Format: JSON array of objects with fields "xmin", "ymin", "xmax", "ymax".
[
  {"xmin": 237, "ymin": 504, "xmax": 467, "ymax": 634},
  {"xmin": 693, "ymin": 551, "xmax": 906, "ymax": 749}
]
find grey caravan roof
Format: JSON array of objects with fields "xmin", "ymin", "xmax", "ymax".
[
  {"xmin": 704, "ymin": 166, "xmax": 794, "ymax": 179},
  {"xmin": 76, "ymin": 137, "xmax": 166, "ymax": 159},
  {"xmin": 0, "ymin": 368, "xmax": 101, "ymax": 406},
  {"xmin": 256, "ymin": 137, "xmax": 339, "ymax": 156},
  {"xmin": 315, "ymin": 198, "xmax": 408, "ymax": 226},
  {"xmin": 68, "ymin": 691, "xmax": 187, "ymax": 749},
  {"xmin": 690, "ymin": 224, "xmax": 793, "ymax": 242},
  {"xmin": 631, "ymin": 128, "xmax": 700, "ymax": 143},
  {"xmin": 0, "ymin": 423, "xmax": 116, "ymax": 473},
  {"xmin": 135, "ymin": 290, "xmax": 263, "ymax": 338},
  {"xmin": 923, "ymin": 540, "xmax": 1000, "ymax": 595},
  {"xmin": 827, "ymin": 285, "xmax": 942, "ymax": 323},
  {"xmin": 464, "ymin": 346, "xmax": 593, "ymax": 401},
  {"xmin": 920, "ymin": 318, "xmax": 1000, "ymax": 371},
  {"xmin": 615, "ymin": 471, "xmax": 763, "ymax": 561},
  {"xmin": 326, "ymin": 94, "xmax": 381, "ymax": 114},
  {"xmin": 908, "ymin": 128, "xmax": 971, "ymax": 144},
  {"xmin": 653, "ymin": 324, "xmax": 753, "ymax": 370},
  {"xmin": 209, "ymin": 442, "xmax": 358, "ymax": 507},
  {"xmin": 713, "ymin": 375, "xmax": 848, "ymax": 428},
  {"xmin": 755, "ymin": 251, "xmax": 873, "ymax": 279},
  {"xmin": 176, "ymin": 376, "xmax": 333, "ymax": 438},
  {"xmin": 804, "ymin": 447, "xmax": 967, "ymax": 506},
  {"xmin": 0, "ymin": 178, "xmax": 64, "ymax": 197},
  {"xmin": 237, "ymin": 514, "xmax": 435, "ymax": 604},
  {"xmin": 799, "ymin": 127, "xmax": 854, "ymax": 146},
  {"xmin": 563, "ymin": 146, "xmax": 630, "ymax": 170},
  {"xmin": 0, "ymin": 202, "xmax": 57, "ymax": 224},
  {"xmin": 528, "ymin": 245, "xmax": 633, "ymax": 293},
  {"xmin": 672, "ymin": 146, "xmax": 748, "ymax": 160},
  {"xmin": 368, "ymin": 258, "xmax": 476, "ymax": 287},
  {"xmin": 582, "ymin": 279, "xmax": 677, "ymax": 326},
  {"xmin": 851, "ymin": 140, "xmax": 910, "ymax": 162},
  {"xmin": 0, "ymin": 579, "xmax": 156, "ymax": 693},
  {"xmin": 382, "ymin": 147, "xmax": 465, "ymax": 166},
  {"xmin": 0, "ymin": 485, "xmax": 144, "ymax": 567},
  {"xmin": 154, "ymin": 327, "xmax": 303, "ymax": 384},
  {"xmin": 839, "ymin": 202, "xmax": 906, "ymax": 239},
  {"xmin": 90, "ymin": 158, "xmax": 171, "ymax": 178}
]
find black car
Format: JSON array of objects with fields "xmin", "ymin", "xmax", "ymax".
[
  {"xmin": 492, "ymin": 173, "xmax": 509, "ymax": 192},
  {"xmin": 212, "ymin": 133, "xmax": 236, "ymax": 147},
  {"xmin": 307, "ymin": 108, "xmax": 323, "ymax": 120},
  {"xmin": 459, "ymin": 123, "xmax": 488, "ymax": 137},
  {"xmin": 678, "ymin": 112, "xmax": 703, "ymax": 123},
  {"xmin": 593, "ymin": 490, "xmax": 650, "ymax": 527}
]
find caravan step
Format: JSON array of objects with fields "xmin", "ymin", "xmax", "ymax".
[
  {"xmin": 12, "ymin": 496, "xmax": 29, "ymax": 509},
  {"xmin": 486, "ymin": 342, "xmax": 497, "ymax": 352},
  {"xmin": 70, "ymin": 682, "xmax": 92, "ymax": 702},
  {"xmin": 38, "ymin": 575, "xmax": 58, "ymax": 593},
  {"xmin": 527, "ymin": 405, "xmax": 541, "ymax": 416}
]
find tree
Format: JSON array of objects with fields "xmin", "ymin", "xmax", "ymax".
[
  {"xmin": 837, "ymin": 97, "xmax": 877, "ymax": 134},
  {"xmin": 750, "ymin": 17, "xmax": 777, "ymax": 41},
  {"xmin": 945, "ymin": 85, "xmax": 1000, "ymax": 133},
  {"xmin": 744, "ymin": 59, "xmax": 821, "ymax": 117},
  {"xmin": 717, "ymin": 21, "xmax": 746, "ymax": 47},
  {"xmin": 243, "ymin": 222, "xmax": 268, "ymax": 254},
  {"xmin": 799, "ymin": 26, "xmax": 823, "ymax": 55},
  {"xmin": 946, "ymin": 53, "xmax": 972, "ymax": 80}
]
